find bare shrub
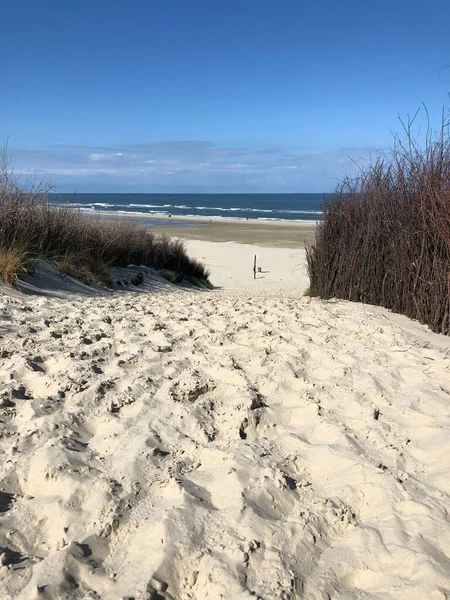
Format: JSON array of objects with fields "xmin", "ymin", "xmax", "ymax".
[{"xmin": 307, "ymin": 109, "xmax": 450, "ymax": 334}]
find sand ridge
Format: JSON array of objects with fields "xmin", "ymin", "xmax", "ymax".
[{"xmin": 0, "ymin": 277, "xmax": 450, "ymax": 599}]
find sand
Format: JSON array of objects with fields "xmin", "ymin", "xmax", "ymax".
[
  {"xmin": 97, "ymin": 212, "xmax": 317, "ymax": 248},
  {"xmin": 152, "ymin": 218, "xmax": 316, "ymax": 248},
  {"xmin": 0, "ymin": 241, "xmax": 450, "ymax": 600},
  {"xmin": 184, "ymin": 240, "xmax": 309, "ymax": 291}
]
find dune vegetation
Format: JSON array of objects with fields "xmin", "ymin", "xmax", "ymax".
[
  {"xmin": 307, "ymin": 109, "xmax": 450, "ymax": 334},
  {"xmin": 0, "ymin": 159, "xmax": 210, "ymax": 288}
]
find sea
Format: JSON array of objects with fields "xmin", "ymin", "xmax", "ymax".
[{"xmin": 49, "ymin": 193, "xmax": 328, "ymax": 225}]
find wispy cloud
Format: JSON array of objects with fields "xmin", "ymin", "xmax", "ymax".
[{"xmin": 7, "ymin": 141, "xmax": 388, "ymax": 192}]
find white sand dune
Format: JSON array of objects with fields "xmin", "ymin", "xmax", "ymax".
[{"xmin": 0, "ymin": 242, "xmax": 450, "ymax": 599}]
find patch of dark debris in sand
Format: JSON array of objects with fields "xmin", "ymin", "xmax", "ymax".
[
  {"xmin": 10, "ymin": 385, "xmax": 33, "ymax": 400},
  {"xmin": 249, "ymin": 387, "xmax": 268, "ymax": 410},
  {"xmin": 0, "ymin": 491, "xmax": 15, "ymax": 513},
  {"xmin": 25, "ymin": 357, "xmax": 45, "ymax": 373},
  {"xmin": 0, "ymin": 546, "xmax": 26, "ymax": 567}
]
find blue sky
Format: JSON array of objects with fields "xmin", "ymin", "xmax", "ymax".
[{"xmin": 1, "ymin": 0, "xmax": 449, "ymax": 193}]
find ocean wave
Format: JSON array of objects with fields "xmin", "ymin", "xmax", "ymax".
[
  {"xmin": 128, "ymin": 203, "xmax": 190, "ymax": 209},
  {"xmin": 61, "ymin": 202, "xmax": 118, "ymax": 209},
  {"xmin": 55, "ymin": 200, "xmax": 322, "ymax": 217},
  {"xmin": 72, "ymin": 202, "xmax": 116, "ymax": 208},
  {"xmin": 75, "ymin": 207, "xmax": 318, "ymax": 223},
  {"xmin": 128, "ymin": 203, "xmax": 170, "ymax": 209},
  {"xmin": 52, "ymin": 199, "xmax": 323, "ymax": 221},
  {"xmin": 281, "ymin": 209, "xmax": 323, "ymax": 215},
  {"xmin": 126, "ymin": 204, "xmax": 271, "ymax": 213},
  {"xmin": 117, "ymin": 210, "xmax": 152, "ymax": 216},
  {"xmin": 203, "ymin": 207, "xmax": 243, "ymax": 212},
  {"xmin": 182, "ymin": 206, "xmax": 270, "ymax": 213},
  {"xmin": 123, "ymin": 204, "xmax": 322, "ymax": 215},
  {"xmin": 258, "ymin": 217, "xmax": 319, "ymax": 223}
]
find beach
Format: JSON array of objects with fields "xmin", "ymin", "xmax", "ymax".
[
  {"xmin": 0, "ymin": 228, "xmax": 450, "ymax": 599},
  {"xmin": 95, "ymin": 212, "xmax": 318, "ymax": 248},
  {"xmin": 155, "ymin": 217, "xmax": 316, "ymax": 247},
  {"xmin": 5, "ymin": 0, "xmax": 450, "ymax": 595}
]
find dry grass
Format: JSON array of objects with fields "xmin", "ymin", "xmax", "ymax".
[
  {"xmin": 0, "ymin": 155, "xmax": 210, "ymax": 286},
  {"xmin": 158, "ymin": 269, "xmax": 178, "ymax": 283},
  {"xmin": 0, "ymin": 246, "xmax": 32, "ymax": 285},
  {"xmin": 307, "ymin": 107, "xmax": 450, "ymax": 334}
]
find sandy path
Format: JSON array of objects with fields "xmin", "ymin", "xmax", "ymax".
[
  {"xmin": 0, "ymin": 278, "xmax": 450, "ymax": 599},
  {"xmin": 184, "ymin": 241, "xmax": 309, "ymax": 291}
]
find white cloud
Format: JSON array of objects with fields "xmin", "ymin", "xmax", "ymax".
[{"xmin": 7, "ymin": 141, "xmax": 388, "ymax": 192}]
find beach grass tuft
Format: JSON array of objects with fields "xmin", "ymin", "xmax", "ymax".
[
  {"xmin": 0, "ymin": 245, "xmax": 32, "ymax": 286},
  {"xmin": 186, "ymin": 275, "xmax": 214, "ymax": 289},
  {"xmin": 307, "ymin": 108, "xmax": 450, "ymax": 334},
  {"xmin": 158, "ymin": 269, "xmax": 178, "ymax": 283},
  {"xmin": 0, "ymin": 154, "xmax": 211, "ymax": 287}
]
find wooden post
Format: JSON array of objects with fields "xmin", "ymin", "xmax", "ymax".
[{"xmin": 253, "ymin": 254, "xmax": 257, "ymax": 279}]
